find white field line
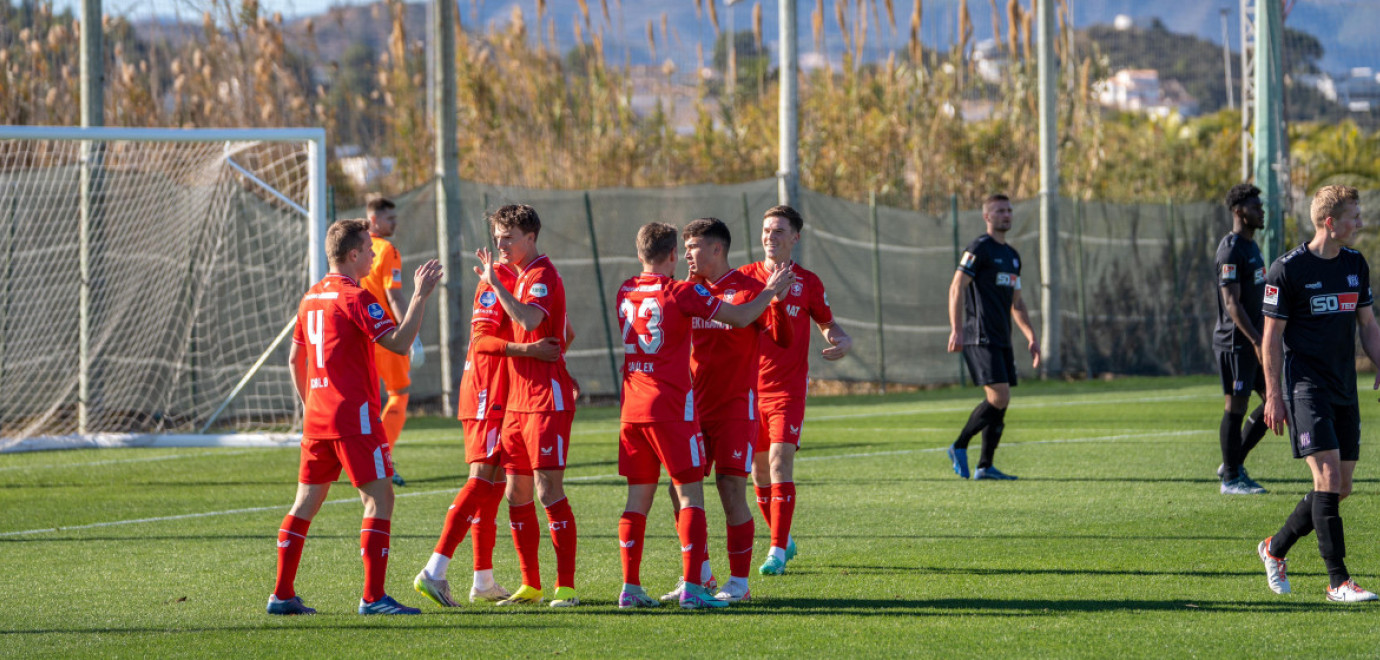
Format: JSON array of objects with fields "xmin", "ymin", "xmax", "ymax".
[{"xmin": 0, "ymin": 429, "xmax": 1205, "ymax": 538}]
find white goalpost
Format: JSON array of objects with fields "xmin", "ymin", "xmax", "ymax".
[{"xmin": 0, "ymin": 126, "xmax": 327, "ymax": 452}]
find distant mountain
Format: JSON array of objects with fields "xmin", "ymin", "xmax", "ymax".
[{"xmin": 132, "ymin": 0, "xmax": 1376, "ymax": 77}]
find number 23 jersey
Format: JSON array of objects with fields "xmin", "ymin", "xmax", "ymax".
[
  {"xmin": 292, "ymin": 273, "xmax": 397, "ymax": 439},
  {"xmin": 1262, "ymin": 243, "xmax": 1372, "ymax": 403},
  {"xmin": 617, "ymin": 272, "xmax": 722, "ymax": 423}
]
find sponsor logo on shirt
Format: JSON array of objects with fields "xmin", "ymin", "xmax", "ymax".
[
  {"xmin": 530, "ymin": 283, "xmax": 549, "ymax": 298},
  {"xmin": 1221, "ymin": 264, "xmax": 1237, "ymax": 281},
  {"xmin": 1305, "ymin": 281, "xmax": 1322, "ymax": 289},
  {"xmin": 996, "ymin": 273, "xmax": 1020, "ymax": 288},
  {"xmin": 692, "ymin": 317, "xmax": 732, "ymax": 330},
  {"xmin": 368, "ymin": 303, "xmax": 386, "ymax": 319},
  {"xmin": 479, "ymin": 291, "xmax": 497, "ymax": 307},
  {"xmin": 1310, "ymin": 292, "xmax": 1358, "ymax": 314},
  {"xmin": 960, "ymin": 251, "xmax": 977, "ymax": 269},
  {"xmin": 1263, "ymin": 285, "xmax": 1279, "ymax": 305},
  {"xmin": 785, "ymin": 304, "xmax": 801, "ymax": 317},
  {"xmin": 1349, "ymin": 274, "xmax": 1360, "ymax": 287}
]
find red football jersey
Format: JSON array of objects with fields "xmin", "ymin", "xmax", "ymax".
[
  {"xmin": 737, "ymin": 261, "xmax": 834, "ymax": 400},
  {"xmin": 690, "ymin": 270, "xmax": 783, "ymax": 421},
  {"xmin": 457, "ymin": 263, "xmax": 517, "ymax": 421},
  {"xmin": 618, "ymin": 272, "xmax": 722, "ymax": 423},
  {"xmin": 292, "ymin": 273, "xmax": 397, "ymax": 439},
  {"xmin": 505, "ymin": 255, "xmax": 578, "ymax": 413}
]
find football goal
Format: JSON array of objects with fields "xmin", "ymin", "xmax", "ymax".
[{"xmin": 0, "ymin": 126, "xmax": 327, "ymax": 452}]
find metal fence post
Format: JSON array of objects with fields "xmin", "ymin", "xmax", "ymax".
[
  {"xmin": 1075, "ymin": 198, "xmax": 1091, "ymax": 379},
  {"xmin": 870, "ymin": 191, "xmax": 886, "ymax": 394},
  {"xmin": 583, "ymin": 192, "xmax": 621, "ymax": 396},
  {"xmin": 741, "ymin": 192, "xmax": 754, "ymax": 263}
]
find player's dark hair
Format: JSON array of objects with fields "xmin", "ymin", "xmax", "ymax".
[
  {"xmin": 1225, "ymin": 183, "xmax": 1261, "ymax": 214},
  {"xmin": 682, "ymin": 217, "xmax": 731, "ymax": 250},
  {"xmin": 488, "ymin": 204, "xmax": 542, "ymax": 238},
  {"xmin": 366, "ymin": 197, "xmax": 395, "ymax": 215},
  {"xmin": 636, "ymin": 222, "xmax": 679, "ymax": 263},
  {"xmin": 763, "ymin": 205, "xmax": 803, "ymax": 233},
  {"xmin": 983, "ymin": 193, "xmax": 1011, "ymax": 208},
  {"xmin": 326, "ymin": 218, "xmax": 371, "ymax": 266}
]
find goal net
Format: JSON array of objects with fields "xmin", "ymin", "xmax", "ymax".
[{"xmin": 0, "ymin": 127, "xmax": 326, "ymax": 452}]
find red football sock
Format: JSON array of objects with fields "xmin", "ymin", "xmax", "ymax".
[
  {"xmin": 360, "ymin": 517, "xmax": 391, "ymax": 603},
  {"xmin": 509, "ymin": 502, "xmax": 542, "ymax": 589},
  {"xmin": 618, "ymin": 510, "xmax": 648, "ymax": 586},
  {"xmin": 273, "ymin": 514, "xmax": 312, "ymax": 600},
  {"xmin": 726, "ymin": 519, "xmax": 755, "ymax": 579},
  {"xmin": 676, "ymin": 506, "xmax": 707, "ymax": 584},
  {"xmin": 433, "ymin": 478, "xmax": 491, "ymax": 558},
  {"xmin": 544, "ymin": 498, "xmax": 578, "ymax": 589},
  {"xmin": 770, "ymin": 482, "xmax": 796, "ymax": 549},
  {"xmin": 755, "ymin": 485, "xmax": 772, "ymax": 524},
  {"xmin": 473, "ymin": 480, "xmax": 505, "ymax": 571}
]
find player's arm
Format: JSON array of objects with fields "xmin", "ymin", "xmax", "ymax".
[
  {"xmin": 471, "ymin": 325, "xmax": 561, "ymax": 362},
  {"xmin": 818, "ymin": 321, "xmax": 851, "ymax": 360},
  {"xmin": 1011, "ymin": 289, "xmax": 1041, "ymax": 368},
  {"xmin": 378, "ymin": 260, "xmax": 443, "ymax": 354},
  {"xmin": 1220, "ymin": 283, "xmax": 1263, "ymax": 355},
  {"xmin": 1357, "ymin": 305, "xmax": 1380, "ymax": 394},
  {"xmin": 947, "ymin": 270, "xmax": 971, "ymax": 352},
  {"xmin": 288, "ymin": 341, "xmax": 308, "ymax": 405},
  {"xmin": 764, "ymin": 299, "xmax": 793, "ymax": 348},
  {"xmin": 473, "ymin": 248, "xmax": 546, "ymax": 332},
  {"xmin": 386, "ymin": 288, "xmax": 408, "ymax": 325},
  {"xmin": 713, "ymin": 264, "xmax": 795, "ymax": 327},
  {"xmin": 1261, "ymin": 315, "xmax": 1287, "ymax": 435}
]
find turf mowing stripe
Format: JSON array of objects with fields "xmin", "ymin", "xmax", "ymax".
[
  {"xmin": 807, "ymin": 394, "xmax": 1203, "ymax": 421},
  {"xmin": 0, "ymin": 429, "xmax": 1206, "ymax": 538},
  {"xmin": 0, "ymin": 449, "xmax": 270, "ymax": 472}
]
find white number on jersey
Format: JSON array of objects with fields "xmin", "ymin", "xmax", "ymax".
[
  {"xmin": 305, "ymin": 309, "xmax": 326, "ymax": 368},
  {"xmin": 619, "ymin": 297, "xmax": 664, "ymax": 354}
]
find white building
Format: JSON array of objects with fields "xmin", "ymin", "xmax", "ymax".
[{"xmin": 1096, "ymin": 69, "xmax": 1199, "ymax": 118}]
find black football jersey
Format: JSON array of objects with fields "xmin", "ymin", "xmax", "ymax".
[
  {"xmin": 958, "ymin": 234, "xmax": 1022, "ymax": 348},
  {"xmin": 1262, "ymin": 244, "xmax": 1373, "ymax": 404},
  {"xmin": 1213, "ymin": 233, "xmax": 1267, "ymax": 351}
]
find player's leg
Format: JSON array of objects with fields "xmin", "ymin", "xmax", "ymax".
[
  {"xmin": 672, "ymin": 475, "xmax": 728, "ymax": 609},
  {"xmin": 619, "ymin": 481, "xmax": 660, "ymax": 608},
  {"xmin": 268, "ymin": 480, "xmax": 332, "ymax": 615},
  {"xmin": 1315, "ymin": 403, "xmax": 1373, "ymax": 601},
  {"xmin": 530, "ymin": 411, "xmax": 577, "ymax": 607},
  {"xmin": 416, "ymin": 458, "xmax": 499, "ymax": 607},
  {"xmin": 469, "ymin": 461, "xmax": 511, "ymax": 602},
  {"xmin": 497, "ymin": 414, "xmax": 544, "ymax": 605},
  {"xmin": 760, "ymin": 441, "xmax": 797, "ymax": 575},
  {"xmin": 1238, "ymin": 370, "xmax": 1270, "ymax": 477},
  {"xmin": 1219, "ymin": 392, "xmax": 1253, "ymax": 492},
  {"xmin": 951, "ymin": 346, "xmax": 996, "ymax": 478},
  {"xmin": 973, "ymin": 348, "xmax": 1016, "ymax": 480},
  {"xmin": 716, "ymin": 473, "xmax": 754, "ymax": 601},
  {"xmin": 355, "ymin": 474, "xmax": 419, "ymax": 614}
]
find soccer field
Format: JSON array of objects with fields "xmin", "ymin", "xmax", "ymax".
[{"xmin": 4, "ymin": 375, "xmax": 1380, "ymax": 657}]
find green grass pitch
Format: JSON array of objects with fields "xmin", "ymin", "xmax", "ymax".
[{"xmin": 4, "ymin": 375, "xmax": 1380, "ymax": 657}]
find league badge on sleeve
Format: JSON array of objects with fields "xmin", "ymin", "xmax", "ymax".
[
  {"xmin": 530, "ymin": 283, "xmax": 549, "ymax": 298},
  {"xmin": 694, "ymin": 284, "xmax": 711, "ymax": 297},
  {"xmin": 959, "ymin": 251, "xmax": 977, "ymax": 270},
  {"xmin": 1263, "ymin": 284, "xmax": 1279, "ymax": 306},
  {"xmin": 1221, "ymin": 264, "xmax": 1237, "ymax": 281},
  {"xmin": 479, "ymin": 291, "xmax": 497, "ymax": 307},
  {"xmin": 391, "ymin": 268, "xmax": 403, "ymax": 285},
  {"xmin": 368, "ymin": 303, "xmax": 386, "ymax": 319}
]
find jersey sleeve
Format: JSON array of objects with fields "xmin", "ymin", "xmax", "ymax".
[
  {"xmin": 471, "ymin": 283, "xmax": 505, "ymax": 331},
  {"xmin": 292, "ymin": 307, "xmax": 306, "ymax": 345},
  {"xmin": 809, "ymin": 274, "xmax": 834, "ymax": 325},
  {"xmin": 519, "ymin": 267, "xmax": 557, "ymax": 318},
  {"xmin": 383, "ymin": 243, "xmax": 403, "ymax": 290},
  {"xmin": 1262, "ymin": 261, "xmax": 1289, "ymax": 319},
  {"xmin": 352, "ymin": 290, "xmax": 397, "ymax": 342},
  {"xmin": 957, "ymin": 239, "xmax": 984, "ymax": 277},
  {"xmin": 675, "ymin": 281, "xmax": 723, "ymax": 320},
  {"xmin": 1216, "ymin": 240, "xmax": 1240, "ymax": 286},
  {"xmin": 1360, "ymin": 257, "xmax": 1373, "ymax": 308}
]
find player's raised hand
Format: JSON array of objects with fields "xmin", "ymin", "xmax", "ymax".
[
  {"xmin": 765, "ymin": 262, "xmax": 796, "ymax": 301},
  {"xmin": 413, "ymin": 259, "xmax": 443, "ymax": 298},
  {"xmin": 473, "ymin": 247, "xmax": 498, "ymax": 287},
  {"xmin": 1264, "ymin": 393, "xmax": 1287, "ymax": 436}
]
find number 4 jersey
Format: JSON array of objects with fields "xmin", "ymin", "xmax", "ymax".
[
  {"xmin": 617, "ymin": 272, "xmax": 723, "ymax": 423},
  {"xmin": 292, "ymin": 273, "xmax": 397, "ymax": 439},
  {"xmin": 1262, "ymin": 243, "xmax": 1373, "ymax": 403}
]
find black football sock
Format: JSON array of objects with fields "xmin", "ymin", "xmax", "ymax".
[
  {"xmin": 953, "ymin": 401, "xmax": 994, "ymax": 450},
  {"xmin": 1312, "ymin": 491, "xmax": 1349, "ymax": 589},
  {"xmin": 976, "ymin": 406, "xmax": 1007, "ymax": 470},
  {"xmin": 1239, "ymin": 405, "xmax": 1267, "ymax": 461},
  {"xmin": 1268, "ymin": 492, "xmax": 1314, "ymax": 558},
  {"xmin": 1219, "ymin": 411, "xmax": 1244, "ymax": 482}
]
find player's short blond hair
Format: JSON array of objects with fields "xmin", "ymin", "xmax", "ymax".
[
  {"xmin": 1311, "ymin": 185, "xmax": 1359, "ymax": 227},
  {"xmin": 326, "ymin": 218, "xmax": 370, "ymax": 266},
  {"xmin": 636, "ymin": 222, "xmax": 679, "ymax": 263}
]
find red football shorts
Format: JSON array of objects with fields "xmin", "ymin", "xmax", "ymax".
[
  {"xmin": 700, "ymin": 418, "xmax": 757, "ymax": 477},
  {"xmin": 619, "ymin": 420, "xmax": 706, "ymax": 485},
  {"xmin": 501, "ymin": 411, "xmax": 574, "ymax": 474},
  {"xmin": 373, "ymin": 343, "xmax": 411, "ymax": 392},
  {"xmin": 758, "ymin": 396, "xmax": 806, "ymax": 448},
  {"xmin": 462, "ymin": 418, "xmax": 504, "ymax": 466},
  {"xmin": 299, "ymin": 433, "xmax": 394, "ymax": 487}
]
